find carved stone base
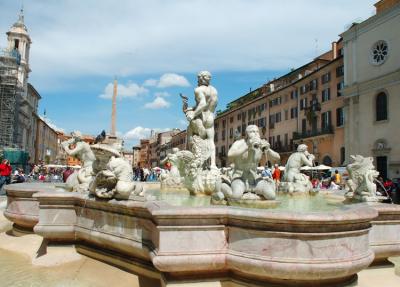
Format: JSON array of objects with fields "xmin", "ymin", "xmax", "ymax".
[
  {"xmin": 211, "ymin": 197, "xmax": 280, "ymax": 209},
  {"xmin": 278, "ymin": 181, "xmax": 313, "ymax": 194}
]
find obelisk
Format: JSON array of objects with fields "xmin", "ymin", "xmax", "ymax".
[{"xmin": 111, "ymin": 78, "xmax": 117, "ymax": 136}]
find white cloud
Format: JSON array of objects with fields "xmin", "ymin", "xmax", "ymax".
[
  {"xmin": 144, "ymin": 97, "xmax": 170, "ymax": 109},
  {"xmin": 154, "ymin": 91, "xmax": 171, "ymax": 97},
  {"xmin": 123, "ymin": 126, "xmax": 153, "ymax": 140},
  {"xmin": 99, "ymin": 82, "xmax": 148, "ymax": 99},
  {"xmin": 157, "ymin": 73, "xmax": 190, "ymax": 88},
  {"xmin": 39, "ymin": 116, "xmax": 65, "ymax": 133},
  {"xmin": 0, "ymin": 0, "xmax": 377, "ymax": 92},
  {"xmin": 123, "ymin": 126, "xmax": 169, "ymax": 140},
  {"xmin": 143, "ymin": 73, "xmax": 190, "ymax": 88}
]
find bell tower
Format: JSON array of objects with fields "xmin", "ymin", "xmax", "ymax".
[{"xmin": 6, "ymin": 7, "xmax": 31, "ymax": 88}]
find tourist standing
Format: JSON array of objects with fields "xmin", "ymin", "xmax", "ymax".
[
  {"xmin": 0, "ymin": 159, "xmax": 12, "ymax": 190},
  {"xmin": 272, "ymin": 164, "xmax": 281, "ymax": 183}
]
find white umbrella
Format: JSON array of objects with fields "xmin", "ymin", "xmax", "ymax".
[
  {"xmin": 300, "ymin": 166, "xmax": 312, "ymax": 170},
  {"xmin": 315, "ymin": 164, "xmax": 331, "ymax": 170}
]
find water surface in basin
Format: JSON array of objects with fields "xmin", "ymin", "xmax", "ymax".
[{"xmin": 147, "ymin": 189, "xmax": 345, "ymax": 212}]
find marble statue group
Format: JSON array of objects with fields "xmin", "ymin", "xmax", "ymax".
[
  {"xmin": 60, "ymin": 132, "xmax": 143, "ymax": 200},
  {"xmin": 59, "ymin": 71, "xmax": 380, "ymax": 204}
]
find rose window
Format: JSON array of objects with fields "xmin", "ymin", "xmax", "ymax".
[{"xmin": 371, "ymin": 40, "xmax": 388, "ymax": 65}]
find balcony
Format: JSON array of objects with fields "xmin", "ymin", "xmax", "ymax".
[
  {"xmin": 272, "ymin": 142, "xmax": 295, "ymax": 153},
  {"xmin": 293, "ymin": 125, "xmax": 334, "ymax": 141}
]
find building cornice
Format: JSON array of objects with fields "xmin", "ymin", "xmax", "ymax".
[
  {"xmin": 343, "ymin": 68, "xmax": 400, "ymax": 97},
  {"xmin": 341, "ymin": 3, "xmax": 400, "ymax": 42}
]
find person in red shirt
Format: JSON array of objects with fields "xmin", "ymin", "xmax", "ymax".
[
  {"xmin": 272, "ymin": 163, "xmax": 281, "ymax": 183},
  {"xmin": 0, "ymin": 159, "xmax": 12, "ymax": 191}
]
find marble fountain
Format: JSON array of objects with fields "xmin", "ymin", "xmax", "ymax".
[{"xmin": 3, "ymin": 72, "xmax": 400, "ymax": 287}]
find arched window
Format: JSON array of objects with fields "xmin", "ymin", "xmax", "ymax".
[
  {"xmin": 322, "ymin": 155, "xmax": 332, "ymax": 166},
  {"xmin": 376, "ymin": 92, "xmax": 388, "ymax": 121}
]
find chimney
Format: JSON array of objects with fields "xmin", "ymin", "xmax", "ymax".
[
  {"xmin": 332, "ymin": 42, "xmax": 338, "ymax": 59},
  {"xmin": 374, "ymin": 0, "xmax": 400, "ymax": 14},
  {"xmin": 111, "ymin": 78, "xmax": 117, "ymax": 136}
]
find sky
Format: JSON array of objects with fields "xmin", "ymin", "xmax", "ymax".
[{"xmin": 0, "ymin": 0, "xmax": 377, "ymax": 148}]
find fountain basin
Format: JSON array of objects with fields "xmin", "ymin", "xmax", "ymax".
[
  {"xmin": 3, "ymin": 183, "xmax": 54, "ymax": 231},
  {"xmin": 4, "ymin": 183, "xmax": 400, "ymax": 286}
]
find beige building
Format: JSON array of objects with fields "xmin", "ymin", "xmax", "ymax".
[
  {"xmin": 171, "ymin": 130, "xmax": 187, "ymax": 151},
  {"xmin": 35, "ymin": 116, "xmax": 59, "ymax": 164},
  {"xmin": 342, "ymin": 0, "xmax": 400, "ymax": 179},
  {"xmin": 132, "ymin": 146, "xmax": 140, "ymax": 168},
  {"xmin": 214, "ymin": 40, "xmax": 345, "ymax": 168},
  {"xmin": 138, "ymin": 139, "xmax": 150, "ymax": 168}
]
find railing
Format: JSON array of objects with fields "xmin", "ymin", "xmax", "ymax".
[{"xmin": 293, "ymin": 125, "xmax": 334, "ymax": 140}]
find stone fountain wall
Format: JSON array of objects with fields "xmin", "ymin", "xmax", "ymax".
[{"xmin": 4, "ymin": 183, "xmax": 400, "ymax": 286}]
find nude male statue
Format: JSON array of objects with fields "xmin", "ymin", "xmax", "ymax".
[
  {"xmin": 227, "ymin": 125, "xmax": 280, "ymax": 200},
  {"xmin": 185, "ymin": 71, "xmax": 218, "ymax": 168},
  {"xmin": 283, "ymin": 144, "xmax": 315, "ymax": 183},
  {"xmin": 61, "ymin": 131, "xmax": 96, "ymax": 188}
]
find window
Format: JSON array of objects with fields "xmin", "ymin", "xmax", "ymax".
[
  {"xmin": 290, "ymin": 89, "xmax": 298, "ymax": 99},
  {"xmin": 321, "ymin": 111, "xmax": 331, "ymax": 130},
  {"xmin": 230, "ymin": 117, "xmax": 233, "ymax": 123},
  {"xmin": 338, "ymin": 48, "xmax": 344, "ymax": 57},
  {"xmin": 14, "ymin": 39, "xmax": 19, "ymax": 49},
  {"xmin": 371, "ymin": 40, "xmax": 389, "ymax": 66},
  {"xmin": 300, "ymin": 84, "xmax": 309, "ymax": 95},
  {"xmin": 275, "ymin": 112, "xmax": 281, "ymax": 123},
  {"xmin": 310, "ymin": 79, "xmax": 318, "ymax": 91},
  {"xmin": 215, "ymin": 123, "xmax": 219, "ymax": 129},
  {"xmin": 321, "ymin": 72, "xmax": 331, "ymax": 84},
  {"xmin": 222, "ymin": 130, "xmax": 226, "ymax": 140},
  {"xmin": 258, "ymin": 117, "xmax": 266, "ymax": 128},
  {"xmin": 336, "ymin": 107, "xmax": 344, "ymax": 127},
  {"xmin": 229, "ymin": 128, "xmax": 233, "ymax": 138},
  {"xmin": 337, "ymin": 81, "xmax": 344, "ymax": 97},
  {"xmin": 321, "ymin": 88, "xmax": 330, "ymax": 102},
  {"xmin": 221, "ymin": 146, "xmax": 226, "ymax": 156},
  {"xmin": 300, "ymin": 98, "xmax": 307, "ymax": 110},
  {"xmin": 237, "ymin": 126, "xmax": 241, "ymax": 133},
  {"xmin": 237, "ymin": 113, "xmax": 241, "ymax": 121},
  {"xmin": 290, "ymin": 107, "xmax": 298, "ymax": 119},
  {"xmin": 340, "ymin": 147, "xmax": 345, "ymax": 165},
  {"xmin": 336, "ymin": 65, "xmax": 344, "ymax": 77},
  {"xmin": 222, "ymin": 119, "xmax": 226, "ymax": 128},
  {"xmin": 376, "ymin": 92, "xmax": 388, "ymax": 121},
  {"xmin": 269, "ymin": 115, "xmax": 275, "ymax": 124},
  {"xmin": 269, "ymin": 97, "xmax": 281, "ymax": 108},
  {"xmin": 241, "ymin": 124, "xmax": 246, "ymax": 136},
  {"xmin": 302, "ymin": 119, "xmax": 307, "ymax": 133},
  {"xmin": 214, "ymin": 132, "xmax": 218, "ymax": 141},
  {"xmin": 284, "ymin": 109, "xmax": 289, "ymax": 121}
]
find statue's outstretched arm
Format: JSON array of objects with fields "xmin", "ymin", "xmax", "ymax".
[
  {"xmin": 301, "ymin": 154, "xmax": 314, "ymax": 167},
  {"xmin": 228, "ymin": 141, "xmax": 247, "ymax": 159},
  {"xmin": 266, "ymin": 149, "xmax": 280, "ymax": 164}
]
